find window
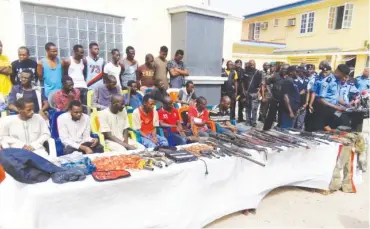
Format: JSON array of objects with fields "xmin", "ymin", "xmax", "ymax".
[
  {"xmin": 366, "ymin": 56, "xmax": 369, "ymax": 68},
  {"xmin": 21, "ymin": 3, "xmax": 124, "ymax": 60},
  {"xmin": 300, "ymin": 12, "xmax": 315, "ymax": 34},
  {"xmin": 273, "ymin": 19, "xmax": 279, "ymax": 27},
  {"xmin": 247, "ymin": 22, "xmax": 261, "ymax": 40},
  {"xmin": 328, "ymin": 3, "xmax": 354, "ymax": 30}
]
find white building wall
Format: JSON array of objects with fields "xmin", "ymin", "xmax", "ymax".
[
  {"xmin": 222, "ymin": 16, "xmax": 242, "ymax": 62},
  {"xmin": 0, "ymin": 0, "xmax": 239, "ymax": 66}
]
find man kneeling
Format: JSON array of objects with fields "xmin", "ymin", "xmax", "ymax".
[{"xmin": 58, "ymin": 100, "xmax": 104, "ymax": 154}]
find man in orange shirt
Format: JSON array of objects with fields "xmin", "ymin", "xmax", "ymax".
[
  {"xmin": 188, "ymin": 96, "xmax": 213, "ymax": 137},
  {"xmin": 132, "ymin": 94, "xmax": 168, "ymax": 148}
]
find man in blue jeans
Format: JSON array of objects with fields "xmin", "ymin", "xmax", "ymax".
[
  {"xmin": 158, "ymin": 96, "xmax": 189, "ymax": 145},
  {"xmin": 209, "ymin": 96, "xmax": 251, "ymax": 133}
]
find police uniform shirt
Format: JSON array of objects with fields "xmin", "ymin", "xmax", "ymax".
[
  {"xmin": 311, "ymin": 73, "xmax": 327, "ymax": 95},
  {"xmin": 355, "ymin": 76, "xmax": 370, "ymax": 92},
  {"xmin": 294, "ymin": 77, "xmax": 308, "ymax": 105},
  {"xmin": 319, "ymin": 74, "xmax": 340, "ymax": 105},
  {"xmin": 281, "ymin": 78, "xmax": 300, "ymax": 112},
  {"xmin": 306, "ymin": 73, "xmax": 317, "ymax": 91},
  {"xmin": 339, "ymin": 82, "xmax": 350, "ymax": 105},
  {"xmin": 348, "ymin": 82, "xmax": 359, "ymax": 101}
]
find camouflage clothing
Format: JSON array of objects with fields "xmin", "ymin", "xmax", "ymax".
[{"xmin": 329, "ymin": 133, "xmax": 366, "ymax": 193}]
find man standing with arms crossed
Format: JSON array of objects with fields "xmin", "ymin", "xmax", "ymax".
[{"xmin": 167, "ymin": 49, "xmax": 189, "ymax": 88}]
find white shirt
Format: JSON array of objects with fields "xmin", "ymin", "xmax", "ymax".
[
  {"xmin": 98, "ymin": 108, "xmax": 130, "ymax": 141},
  {"xmin": 68, "ymin": 57, "xmax": 87, "ymax": 88},
  {"xmin": 57, "ymin": 112, "xmax": 93, "ymax": 149},
  {"xmin": 0, "ymin": 114, "xmax": 50, "ymax": 150},
  {"xmin": 104, "ymin": 62, "xmax": 122, "ymax": 88}
]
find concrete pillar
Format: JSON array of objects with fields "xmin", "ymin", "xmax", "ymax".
[{"xmin": 167, "ymin": 5, "xmax": 229, "ymax": 105}]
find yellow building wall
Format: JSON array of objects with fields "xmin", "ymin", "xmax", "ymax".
[
  {"xmin": 353, "ymin": 54, "xmax": 369, "ymax": 76},
  {"xmin": 232, "ymin": 44, "xmax": 276, "ymax": 54},
  {"xmin": 242, "ymin": 0, "xmax": 369, "ymax": 51}
]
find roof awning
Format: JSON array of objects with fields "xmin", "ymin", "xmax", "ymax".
[
  {"xmin": 236, "ymin": 40, "xmax": 286, "ymax": 49},
  {"xmin": 340, "ymin": 55, "xmax": 357, "ymax": 62},
  {"xmin": 273, "ymin": 47, "xmax": 341, "ymax": 54}
]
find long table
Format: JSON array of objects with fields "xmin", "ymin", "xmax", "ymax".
[{"xmin": 0, "ymin": 143, "xmax": 362, "ymax": 229}]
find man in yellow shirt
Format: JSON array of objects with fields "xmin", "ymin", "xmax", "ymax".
[
  {"xmin": 221, "ymin": 60, "xmax": 238, "ymax": 120},
  {"xmin": 0, "ymin": 40, "xmax": 12, "ymax": 96}
]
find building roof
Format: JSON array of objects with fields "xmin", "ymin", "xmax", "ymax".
[
  {"xmin": 237, "ymin": 40, "xmax": 286, "ymax": 48},
  {"xmin": 243, "ymin": 0, "xmax": 323, "ymax": 19}
]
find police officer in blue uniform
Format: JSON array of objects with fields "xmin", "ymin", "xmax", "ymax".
[
  {"xmin": 317, "ymin": 64, "xmax": 350, "ymax": 129},
  {"xmin": 355, "ymin": 67, "xmax": 370, "ymax": 93},
  {"xmin": 292, "ymin": 66, "xmax": 309, "ymax": 129},
  {"xmin": 305, "ymin": 63, "xmax": 332, "ymax": 131}
]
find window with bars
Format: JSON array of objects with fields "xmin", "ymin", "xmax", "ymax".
[
  {"xmin": 328, "ymin": 3, "xmax": 354, "ymax": 30},
  {"xmin": 21, "ymin": 3, "xmax": 124, "ymax": 61},
  {"xmin": 300, "ymin": 12, "xmax": 315, "ymax": 34}
]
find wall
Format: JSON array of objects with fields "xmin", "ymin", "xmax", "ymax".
[
  {"xmin": 0, "ymin": 0, "xmax": 173, "ymax": 63},
  {"xmin": 241, "ymin": 0, "xmax": 369, "ymax": 51},
  {"xmin": 222, "ymin": 16, "xmax": 243, "ymax": 61}
]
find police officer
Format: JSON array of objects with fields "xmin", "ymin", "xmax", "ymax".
[
  {"xmin": 263, "ymin": 63, "xmax": 289, "ymax": 130},
  {"xmin": 355, "ymin": 67, "xmax": 370, "ymax": 93},
  {"xmin": 221, "ymin": 60, "xmax": 238, "ymax": 120},
  {"xmin": 259, "ymin": 62, "xmax": 276, "ymax": 122},
  {"xmin": 235, "ymin": 59, "xmax": 245, "ymax": 122},
  {"xmin": 292, "ymin": 66, "xmax": 309, "ymax": 129},
  {"xmin": 317, "ymin": 64, "xmax": 350, "ymax": 130},
  {"xmin": 243, "ymin": 60, "xmax": 263, "ymax": 127},
  {"xmin": 305, "ymin": 62, "xmax": 332, "ymax": 131},
  {"xmin": 280, "ymin": 65, "xmax": 301, "ymax": 129}
]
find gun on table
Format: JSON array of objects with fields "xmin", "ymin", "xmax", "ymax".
[
  {"xmin": 238, "ymin": 132, "xmax": 283, "ymax": 152},
  {"xmin": 250, "ymin": 129, "xmax": 298, "ymax": 148},
  {"xmin": 221, "ymin": 132, "xmax": 269, "ymax": 160},
  {"xmin": 205, "ymin": 138, "xmax": 266, "ymax": 167},
  {"xmin": 279, "ymin": 128, "xmax": 331, "ymax": 145}
]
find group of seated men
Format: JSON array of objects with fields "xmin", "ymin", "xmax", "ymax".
[{"xmin": 0, "ymin": 74, "xmax": 252, "ymax": 157}]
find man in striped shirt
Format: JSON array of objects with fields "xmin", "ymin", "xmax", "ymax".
[{"xmin": 209, "ymin": 96, "xmax": 250, "ymax": 134}]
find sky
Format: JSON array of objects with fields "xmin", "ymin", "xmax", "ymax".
[{"xmin": 210, "ymin": 0, "xmax": 299, "ymax": 17}]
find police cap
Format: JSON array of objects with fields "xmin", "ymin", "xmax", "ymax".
[{"xmin": 336, "ymin": 64, "xmax": 351, "ymax": 75}]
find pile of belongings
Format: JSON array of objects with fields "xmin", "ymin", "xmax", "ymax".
[{"xmin": 0, "ymin": 148, "xmax": 88, "ymax": 184}]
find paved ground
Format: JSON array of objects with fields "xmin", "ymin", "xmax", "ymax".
[{"xmin": 207, "ymin": 121, "xmax": 369, "ymax": 229}]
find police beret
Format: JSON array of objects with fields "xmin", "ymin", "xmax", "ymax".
[
  {"xmin": 305, "ymin": 64, "xmax": 315, "ymax": 70},
  {"xmin": 297, "ymin": 66, "xmax": 307, "ymax": 72},
  {"xmin": 322, "ymin": 66, "xmax": 332, "ymax": 71},
  {"xmin": 287, "ymin": 65, "xmax": 297, "ymax": 73},
  {"xmin": 336, "ymin": 64, "xmax": 351, "ymax": 75}
]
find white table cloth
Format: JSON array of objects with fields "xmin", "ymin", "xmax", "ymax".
[{"xmin": 0, "ymin": 142, "xmax": 361, "ymax": 229}]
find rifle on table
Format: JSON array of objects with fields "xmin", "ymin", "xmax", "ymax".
[
  {"xmin": 274, "ymin": 128, "xmax": 330, "ymax": 145},
  {"xmin": 210, "ymin": 132, "xmax": 269, "ymax": 155},
  {"xmin": 239, "ymin": 132, "xmax": 283, "ymax": 152},
  {"xmin": 249, "ymin": 129, "xmax": 298, "ymax": 148},
  {"xmin": 204, "ymin": 137, "xmax": 266, "ymax": 167}
]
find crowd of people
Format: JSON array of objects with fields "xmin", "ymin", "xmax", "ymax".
[
  {"xmin": 221, "ymin": 58, "xmax": 369, "ymax": 131},
  {"xmin": 0, "ymin": 39, "xmax": 369, "ymax": 158}
]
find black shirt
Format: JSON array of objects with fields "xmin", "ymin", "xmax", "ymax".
[
  {"xmin": 243, "ymin": 68, "xmax": 263, "ymax": 94},
  {"xmin": 281, "ymin": 78, "xmax": 300, "ymax": 113},
  {"xmin": 151, "ymin": 87, "xmax": 169, "ymax": 106},
  {"xmin": 11, "ymin": 59, "xmax": 38, "ymax": 85}
]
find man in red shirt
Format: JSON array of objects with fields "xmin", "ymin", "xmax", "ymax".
[
  {"xmin": 53, "ymin": 77, "xmax": 80, "ymax": 111},
  {"xmin": 132, "ymin": 94, "xmax": 168, "ymax": 148},
  {"xmin": 158, "ymin": 96, "xmax": 188, "ymax": 145},
  {"xmin": 188, "ymin": 96, "xmax": 212, "ymax": 137}
]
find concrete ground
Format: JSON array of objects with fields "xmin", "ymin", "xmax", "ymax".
[{"xmin": 207, "ymin": 121, "xmax": 370, "ymax": 229}]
